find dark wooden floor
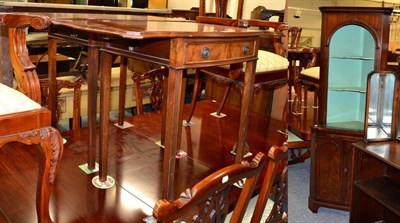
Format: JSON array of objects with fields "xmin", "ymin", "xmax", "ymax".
[{"xmin": 0, "ymin": 100, "xmax": 286, "ymax": 223}]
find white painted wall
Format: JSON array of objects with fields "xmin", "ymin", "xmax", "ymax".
[
  {"xmin": 287, "ymin": 0, "xmax": 334, "ymax": 47},
  {"xmin": 167, "ymin": 0, "xmax": 285, "ymax": 19},
  {"xmin": 287, "ymin": 0, "xmax": 386, "ymax": 47},
  {"xmin": 166, "ymin": 0, "xmax": 391, "ymax": 48}
]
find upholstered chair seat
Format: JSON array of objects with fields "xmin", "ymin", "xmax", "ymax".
[
  {"xmin": 220, "ymin": 50, "xmax": 289, "ymax": 73},
  {"xmin": 0, "ymin": 83, "xmax": 41, "ymax": 115},
  {"xmin": 300, "ymin": 66, "xmax": 320, "ymax": 79}
]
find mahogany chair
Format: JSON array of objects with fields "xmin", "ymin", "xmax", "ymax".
[
  {"xmin": 185, "ymin": 1, "xmax": 289, "ymax": 123},
  {"xmin": 287, "ymin": 27, "xmax": 302, "ymax": 49},
  {"xmin": 153, "ymin": 152, "xmax": 266, "ymax": 223},
  {"xmin": 0, "ymin": 14, "xmax": 64, "ymax": 222},
  {"xmin": 31, "ymin": 46, "xmax": 87, "ymax": 130},
  {"xmin": 251, "ymin": 144, "xmax": 288, "ymax": 223},
  {"xmin": 286, "ymin": 26, "xmax": 303, "ymax": 104},
  {"xmin": 39, "ymin": 76, "xmax": 83, "ymax": 130},
  {"xmin": 112, "ymin": 57, "xmax": 168, "ymax": 126},
  {"xmin": 295, "ymin": 48, "xmax": 320, "ymax": 113},
  {"xmin": 131, "ymin": 67, "xmax": 168, "ymax": 115}
]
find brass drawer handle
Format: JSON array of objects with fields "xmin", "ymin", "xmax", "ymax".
[
  {"xmin": 201, "ymin": 47, "xmax": 210, "ymax": 59},
  {"xmin": 243, "ymin": 44, "xmax": 249, "ymax": 55},
  {"xmin": 70, "ymin": 33, "xmax": 78, "ymax": 38}
]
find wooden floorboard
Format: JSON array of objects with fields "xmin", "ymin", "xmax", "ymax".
[{"xmin": 0, "ymin": 100, "xmax": 285, "ymax": 222}]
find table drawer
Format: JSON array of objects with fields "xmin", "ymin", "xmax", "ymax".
[
  {"xmin": 50, "ymin": 25, "xmax": 90, "ymax": 43},
  {"xmin": 184, "ymin": 39, "xmax": 257, "ymax": 65}
]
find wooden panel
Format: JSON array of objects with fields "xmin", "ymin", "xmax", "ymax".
[
  {"xmin": 184, "ymin": 39, "xmax": 256, "ymax": 65},
  {"xmin": 148, "ymin": 0, "xmax": 166, "ymax": 9}
]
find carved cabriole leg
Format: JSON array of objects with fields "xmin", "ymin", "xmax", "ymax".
[{"xmin": 0, "ymin": 127, "xmax": 63, "ymax": 223}]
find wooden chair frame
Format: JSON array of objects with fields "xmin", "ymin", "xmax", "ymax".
[
  {"xmin": 153, "ymin": 152, "xmax": 266, "ymax": 223},
  {"xmin": 0, "ymin": 14, "xmax": 64, "ymax": 223}
]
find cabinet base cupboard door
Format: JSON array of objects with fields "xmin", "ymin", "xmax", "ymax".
[
  {"xmin": 309, "ymin": 7, "xmax": 392, "ymax": 212},
  {"xmin": 309, "ymin": 126, "xmax": 359, "ymax": 212}
]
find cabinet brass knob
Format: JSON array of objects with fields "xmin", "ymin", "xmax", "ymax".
[{"xmin": 201, "ymin": 47, "xmax": 210, "ymax": 59}]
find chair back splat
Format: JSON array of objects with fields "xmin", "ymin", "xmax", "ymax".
[
  {"xmin": 153, "ymin": 152, "xmax": 266, "ymax": 223},
  {"xmin": 288, "ymin": 27, "xmax": 302, "ymax": 49},
  {"xmin": 131, "ymin": 67, "xmax": 168, "ymax": 115}
]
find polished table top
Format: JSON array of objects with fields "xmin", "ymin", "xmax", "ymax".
[
  {"xmin": 0, "ymin": 1, "xmax": 172, "ymax": 15},
  {"xmin": 1, "ymin": 13, "xmax": 267, "ymax": 200},
  {"xmin": 2, "ymin": 13, "xmax": 266, "ymax": 38},
  {"xmin": 45, "ymin": 13, "xmax": 265, "ymax": 199}
]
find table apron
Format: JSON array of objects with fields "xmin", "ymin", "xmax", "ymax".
[{"xmin": 100, "ymin": 36, "xmax": 259, "ymax": 70}]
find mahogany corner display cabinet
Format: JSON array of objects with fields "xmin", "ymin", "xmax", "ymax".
[{"xmin": 309, "ymin": 6, "xmax": 393, "ymax": 212}]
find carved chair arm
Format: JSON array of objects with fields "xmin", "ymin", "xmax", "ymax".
[
  {"xmin": 153, "ymin": 152, "xmax": 265, "ymax": 222},
  {"xmin": 0, "ymin": 14, "xmax": 50, "ymax": 104}
]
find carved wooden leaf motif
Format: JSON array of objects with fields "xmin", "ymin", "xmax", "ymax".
[{"xmin": 0, "ymin": 127, "xmax": 63, "ymax": 184}]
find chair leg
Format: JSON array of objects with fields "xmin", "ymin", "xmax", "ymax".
[
  {"xmin": 71, "ymin": 77, "xmax": 83, "ymax": 131},
  {"xmin": 303, "ymin": 87, "xmax": 308, "ymax": 109},
  {"xmin": 0, "ymin": 127, "xmax": 64, "ymax": 223},
  {"xmin": 292, "ymin": 79, "xmax": 302, "ymax": 115},
  {"xmin": 118, "ymin": 57, "xmax": 128, "ymax": 126},
  {"xmin": 313, "ymin": 90, "xmax": 318, "ymax": 109},
  {"xmin": 185, "ymin": 69, "xmax": 202, "ymax": 123},
  {"xmin": 216, "ymin": 83, "xmax": 231, "ymax": 116}
]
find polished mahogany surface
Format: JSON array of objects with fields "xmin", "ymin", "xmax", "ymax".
[
  {"xmin": 8, "ymin": 13, "xmax": 265, "ymax": 39},
  {"xmin": 352, "ymin": 141, "xmax": 400, "ymax": 169},
  {"xmin": 21, "ymin": 12, "xmax": 265, "ymax": 199},
  {"xmin": 0, "ymin": 1, "xmax": 171, "ymax": 16},
  {"xmin": 351, "ymin": 141, "xmax": 400, "ymax": 222},
  {"xmin": 0, "ymin": 100, "xmax": 284, "ymax": 222}
]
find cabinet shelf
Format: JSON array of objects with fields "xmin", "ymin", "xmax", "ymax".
[
  {"xmin": 325, "ymin": 121, "xmax": 364, "ymax": 131},
  {"xmin": 330, "ymin": 55, "xmax": 374, "ymax": 60},
  {"xmin": 329, "ymin": 86, "xmax": 366, "ymax": 93},
  {"xmin": 354, "ymin": 176, "xmax": 400, "ymax": 217}
]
